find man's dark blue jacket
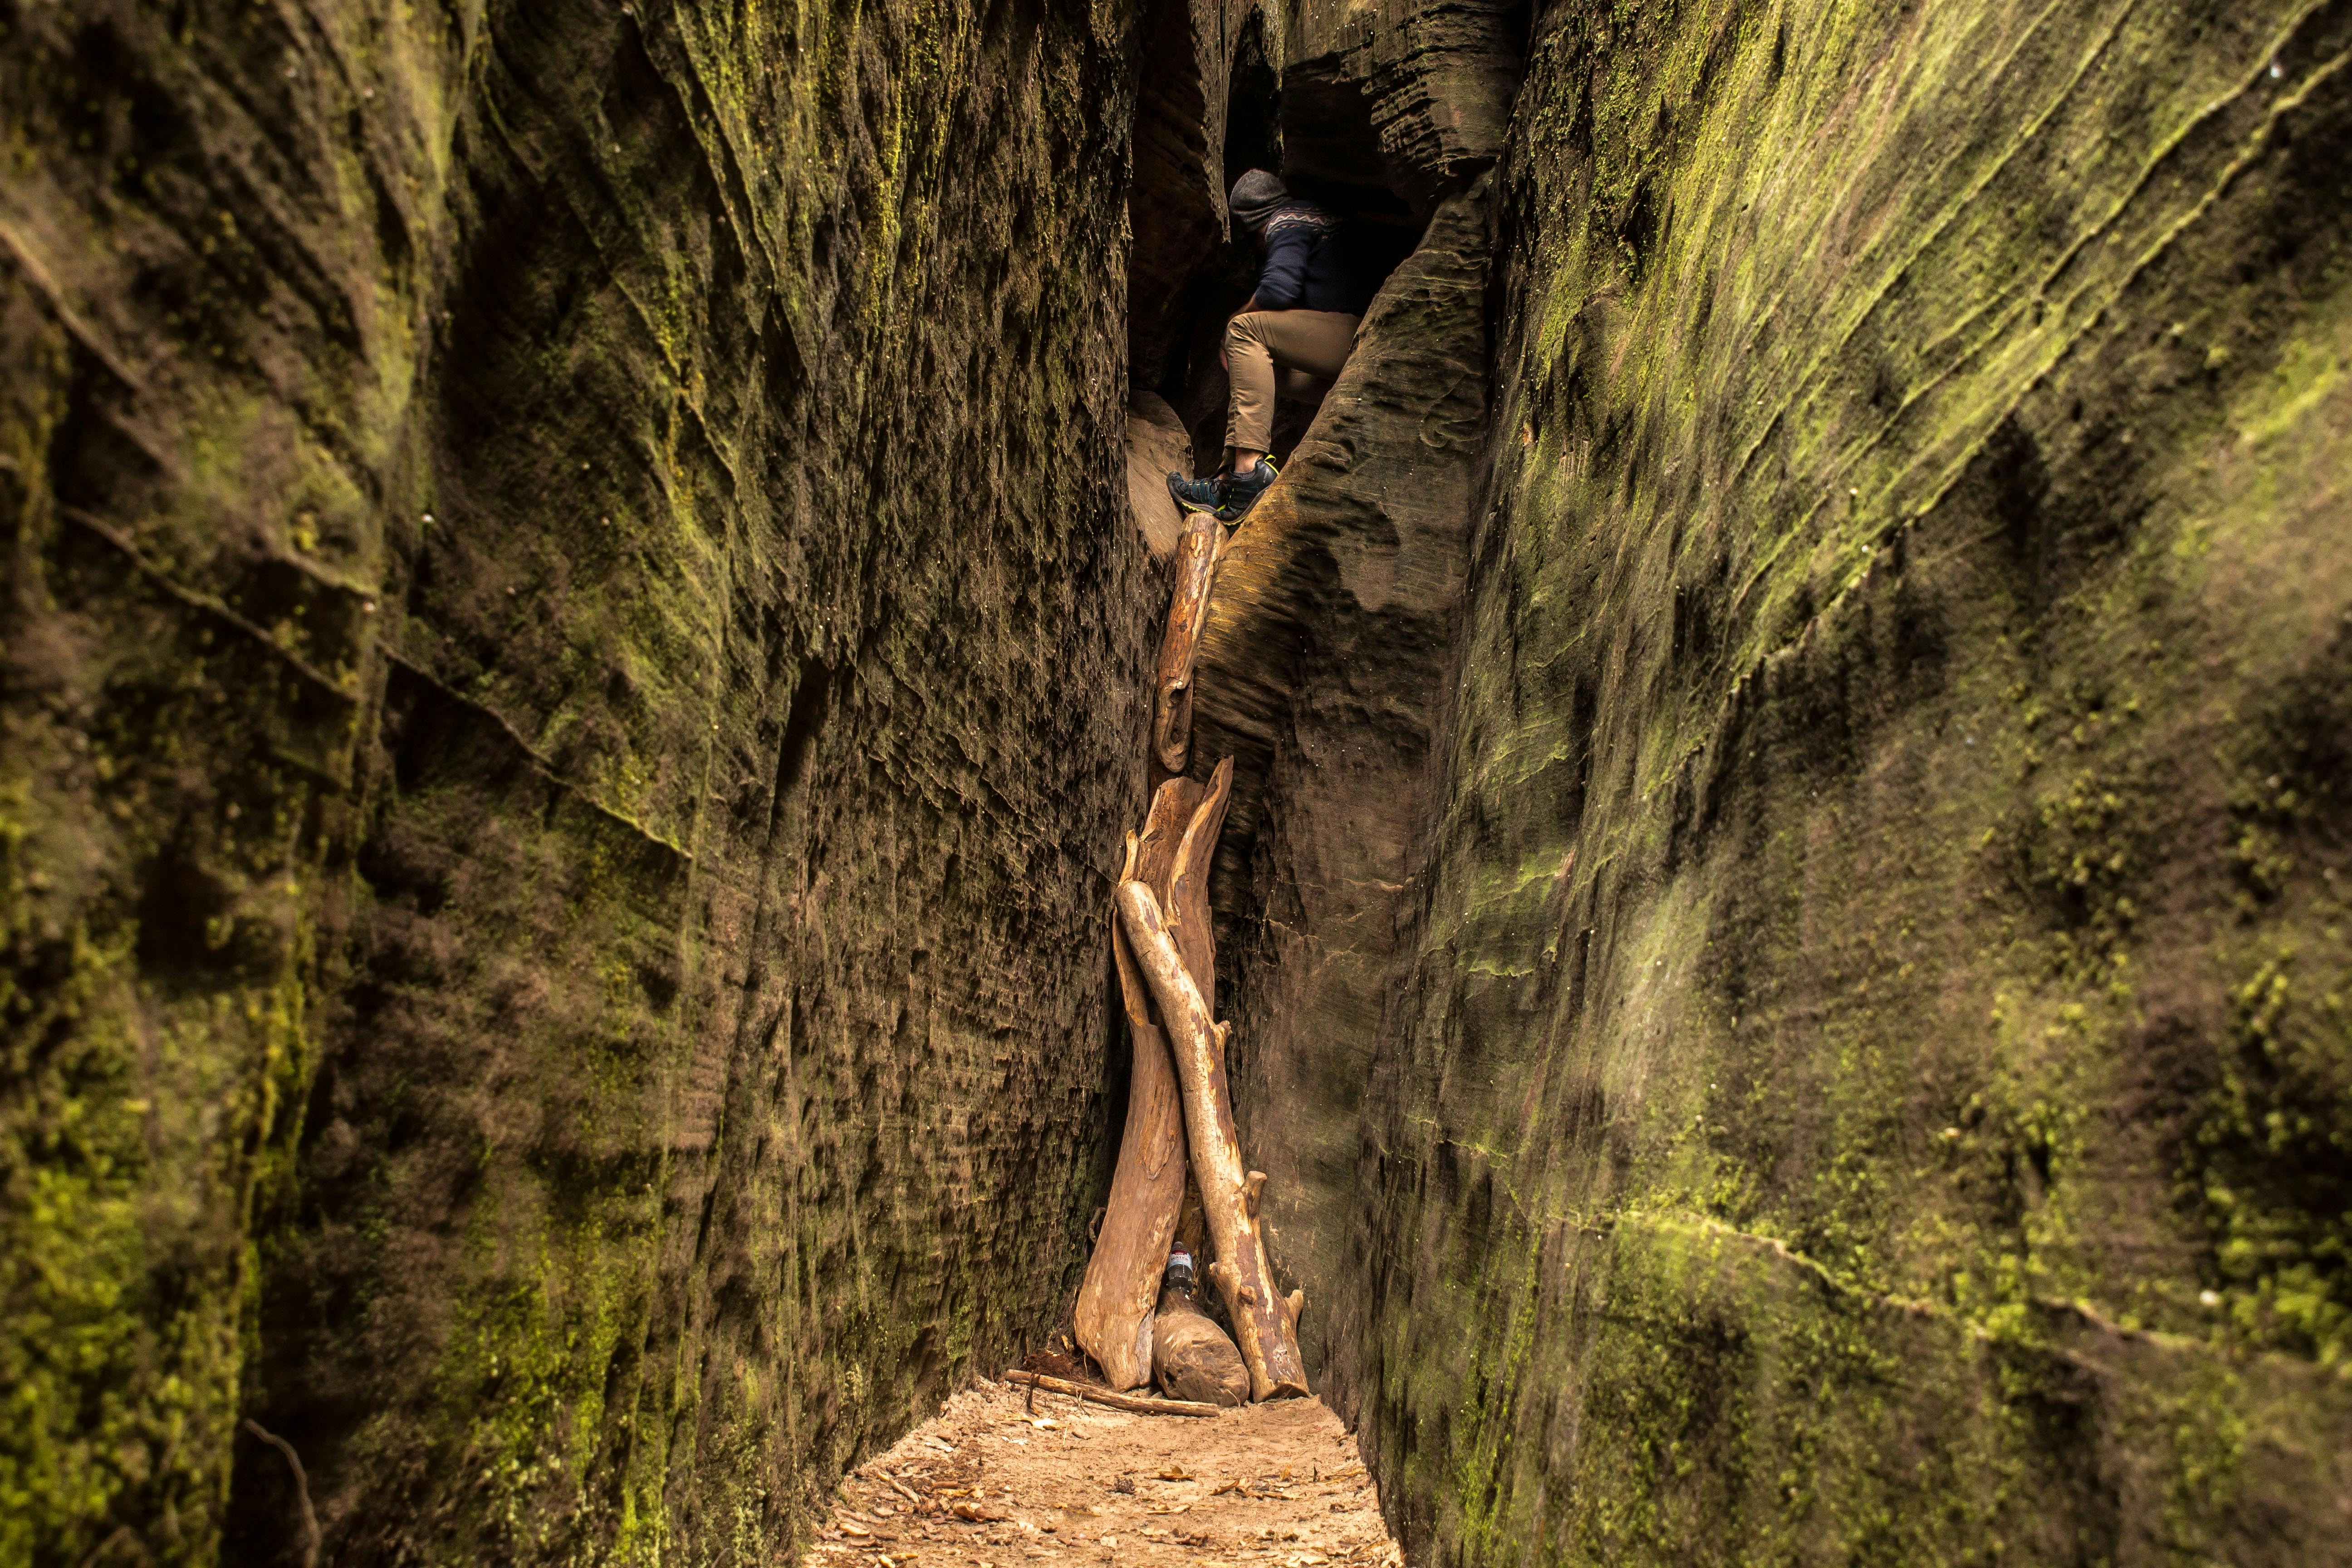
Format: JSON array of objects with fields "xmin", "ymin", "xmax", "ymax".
[{"xmin": 1252, "ymin": 201, "xmax": 1363, "ymax": 314}]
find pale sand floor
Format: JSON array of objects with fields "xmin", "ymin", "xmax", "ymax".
[{"xmin": 803, "ymin": 1379, "xmax": 1401, "ymax": 1568}]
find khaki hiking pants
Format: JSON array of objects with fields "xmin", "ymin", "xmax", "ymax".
[{"xmin": 1224, "ymin": 309, "xmax": 1360, "ymax": 455}]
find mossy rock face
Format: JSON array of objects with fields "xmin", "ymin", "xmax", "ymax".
[
  {"xmin": 1337, "ymin": 0, "xmax": 2352, "ymax": 1562},
  {"xmin": 1, "ymin": 0, "xmax": 1151, "ymax": 1561},
  {"xmin": 10, "ymin": 0, "xmax": 2352, "ymax": 1560}
]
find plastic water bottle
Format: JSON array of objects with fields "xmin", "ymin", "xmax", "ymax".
[{"xmin": 1164, "ymin": 1248, "xmax": 1195, "ymax": 1295}]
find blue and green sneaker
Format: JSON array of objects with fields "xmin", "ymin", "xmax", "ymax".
[
  {"xmin": 1167, "ymin": 470, "xmax": 1224, "ymax": 514},
  {"xmin": 1165, "ymin": 457, "xmax": 1279, "ymax": 524}
]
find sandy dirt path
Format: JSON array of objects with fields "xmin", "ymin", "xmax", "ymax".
[{"xmin": 803, "ymin": 1380, "xmax": 1401, "ymax": 1568}]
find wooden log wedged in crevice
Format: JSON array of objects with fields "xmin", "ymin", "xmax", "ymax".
[
  {"xmin": 1113, "ymin": 807, "xmax": 1309, "ymax": 1401},
  {"xmin": 1074, "ymin": 776, "xmax": 1211, "ymax": 1387},
  {"xmin": 1152, "ymin": 1284, "xmax": 1250, "ymax": 1407},
  {"xmin": 1165, "ymin": 753, "xmax": 1229, "ymax": 1026},
  {"xmin": 1152, "ymin": 510, "xmax": 1220, "ymax": 775}
]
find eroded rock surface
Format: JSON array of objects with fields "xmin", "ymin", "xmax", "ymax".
[
  {"xmin": 1288, "ymin": 0, "xmax": 1527, "ymax": 213},
  {"xmin": 2, "ymin": 2, "xmax": 1152, "ymax": 1562},
  {"xmin": 1342, "ymin": 1, "xmax": 2352, "ymax": 1562},
  {"xmin": 1186, "ymin": 181, "xmax": 1492, "ymax": 1382},
  {"xmin": 1127, "ymin": 393, "xmax": 1195, "ymax": 560}
]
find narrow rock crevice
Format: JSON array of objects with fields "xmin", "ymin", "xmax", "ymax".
[
  {"xmin": 8, "ymin": 0, "xmax": 2352, "ymax": 1564},
  {"xmin": 1181, "ymin": 178, "xmax": 1498, "ymax": 1395}
]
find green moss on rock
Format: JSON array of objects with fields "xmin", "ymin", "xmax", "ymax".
[
  {"xmin": 3, "ymin": 0, "xmax": 1152, "ymax": 1561},
  {"xmin": 1338, "ymin": 0, "xmax": 2352, "ymax": 1561}
]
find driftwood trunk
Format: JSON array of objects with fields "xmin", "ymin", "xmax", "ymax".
[
  {"xmin": 1164, "ymin": 756, "xmax": 1227, "ymax": 1009},
  {"xmin": 1113, "ymin": 837, "xmax": 1309, "ymax": 1400},
  {"xmin": 1003, "ymin": 1370, "xmax": 1219, "ymax": 1418},
  {"xmin": 1152, "ymin": 1285, "xmax": 1250, "ymax": 1406},
  {"xmin": 1151, "ymin": 511, "xmax": 1219, "ymax": 774},
  {"xmin": 1073, "ymin": 776, "xmax": 1212, "ymax": 1386}
]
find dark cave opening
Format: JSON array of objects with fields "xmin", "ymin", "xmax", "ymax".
[{"xmin": 1221, "ymin": 18, "xmax": 1281, "ymax": 190}]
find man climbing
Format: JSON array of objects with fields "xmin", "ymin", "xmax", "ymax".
[{"xmin": 1168, "ymin": 169, "xmax": 1364, "ymax": 524}]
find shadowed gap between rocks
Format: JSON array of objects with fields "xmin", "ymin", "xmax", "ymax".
[
  {"xmin": 1127, "ymin": 10, "xmax": 1428, "ymax": 511},
  {"xmin": 1099, "ymin": 4, "xmax": 1503, "ymax": 1414}
]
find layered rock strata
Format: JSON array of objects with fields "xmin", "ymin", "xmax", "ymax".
[
  {"xmin": 1287, "ymin": 0, "xmax": 1527, "ymax": 213},
  {"xmin": 1343, "ymin": 0, "xmax": 2352, "ymax": 1561},
  {"xmin": 1187, "ymin": 180, "xmax": 1494, "ymax": 1383},
  {"xmin": 0, "ymin": 1, "xmax": 1152, "ymax": 1562}
]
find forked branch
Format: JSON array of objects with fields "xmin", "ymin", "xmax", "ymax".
[{"xmin": 1112, "ymin": 867, "xmax": 1308, "ymax": 1400}]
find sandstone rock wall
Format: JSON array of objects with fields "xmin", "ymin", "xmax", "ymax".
[
  {"xmin": 0, "ymin": 1, "xmax": 1152, "ymax": 1562},
  {"xmin": 1191, "ymin": 182, "xmax": 1492, "ymax": 1385},
  {"xmin": 10, "ymin": 0, "xmax": 2352, "ymax": 1561},
  {"xmin": 1343, "ymin": 0, "xmax": 2352, "ymax": 1560},
  {"xmin": 1285, "ymin": 0, "xmax": 1527, "ymax": 213}
]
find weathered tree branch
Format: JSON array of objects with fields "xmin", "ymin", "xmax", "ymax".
[
  {"xmin": 1152, "ymin": 1284, "xmax": 1250, "ymax": 1406},
  {"xmin": 241, "ymin": 1419, "xmax": 320, "ymax": 1568},
  {"xmin": 1002, "ymin": 1369, "xmax": 1220, "ymax": 1418},
  {"xmin": 1166, "ymin": 756, "xmax": 1229, "ymax": 1013},
  {"xmin": 1113, "ymin": 862, "xmax": 1309, "ymax": 1401},
  {"xmin": 1151, "ymin": 511, "xmax": 1220, "ymax": 774},
  {"xmin": 1074, "ymin": 777, "xmax": 1209, "ymax": 1386}
]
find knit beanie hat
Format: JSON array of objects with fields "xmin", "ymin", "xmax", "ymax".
[{"xmin": 1228, "ymin": 169, "xmax": 1288, "ymax": 226}]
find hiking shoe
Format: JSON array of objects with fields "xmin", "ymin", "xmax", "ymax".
[
  {"xmin": 1215, "ymin": 458, "xmax": 1278, "ymax": 523},
  {"xmin": 1167, "ymin": 470, "xmax": 1224, "ymax": 514}
]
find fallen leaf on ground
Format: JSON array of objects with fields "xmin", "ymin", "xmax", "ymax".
[{"xmin": 1156, "ymin": 1466, "xmax": 1191, "ymax": 1481}]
